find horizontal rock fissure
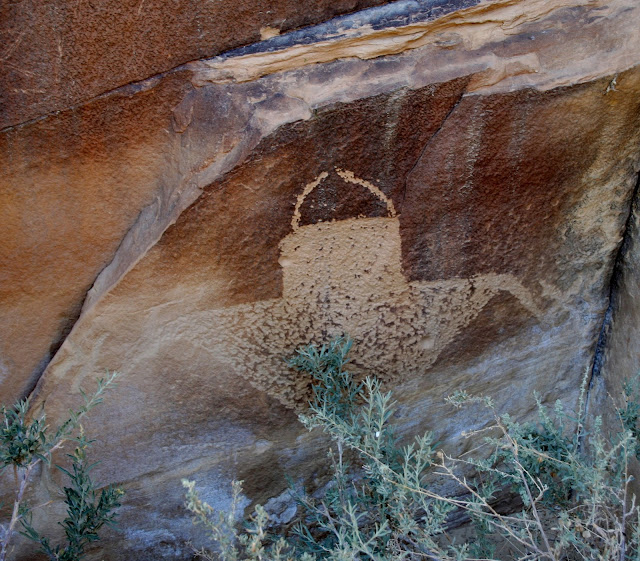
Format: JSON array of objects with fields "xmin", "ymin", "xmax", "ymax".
[
  {"xmin": 192, "ymin": 0, "xmax": 640, "ymax": 90},
  {"xmin": 0, "ymin": 66, "xmax": 188, "ymax": 135},
  {"xmin": 7, "ymin": 0, "xmax": 631, "ymax": 135},
  {"xmin": 4, "ymin": 1, "xmax": 637, "ymax": 136},
  {"xmin": 0, "ymin": 0, "xmax": 477, "ymax": 135},
  {"xmin": 217, "ymin": 0, "xmax": 481, "ymax": 60}
]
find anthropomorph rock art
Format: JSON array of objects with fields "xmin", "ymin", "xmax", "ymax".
[{"xmin": 175, "ymin": 169, "xmax": 542, "ymax": 408}]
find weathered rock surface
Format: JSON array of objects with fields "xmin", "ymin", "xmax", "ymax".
[
  {"xmin": 594, "ymin": 182, "xmax": 640, "ymax": 429},
  {"xmin": 2, "ymin": 0, "xmax": 640, "ymax": 559},
  {"xmin": 0, "ymin": 0, "xmax": 394, "ymax": 128},
  {"xmin": 0, "ymin": 0, "xmax": 487, "ymax": 407},
  {"xmin": 0, "ymin": 71, "xmax": 193, "ymax": 402}
]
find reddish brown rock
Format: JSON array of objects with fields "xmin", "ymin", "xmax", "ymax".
[
  {"xmin": 401, "ymin": 82, "xmax": 639, "ymax": 286},
  {"xmin": 1, "ymin": 0, "xmax": 640, "ymax": 559},
  {"xmin": 0, "ymin": 72, "xmax": 191, "ymax": 402},
  {"xmin": 29, "ymin": 67, "xmax": 640, "ymax": 560},
  {"xmin": 0, "ymin": 0, "xmax": 393, "ymax": 128}
]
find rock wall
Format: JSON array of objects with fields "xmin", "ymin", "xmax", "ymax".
[
  {"xmin": 0, "ymin": 0, "xmax": 392, "ymax": 127},
  {"xmin": 0, "ymin": 0, "xmax": 396, "ymax": 404},
  {"xmin": 2, "ymin": 0, "xmax": 640, "ymax": 559},
  {"xmin": 594, "ymin": 179, "xmax": 640, "ymax": 431}
]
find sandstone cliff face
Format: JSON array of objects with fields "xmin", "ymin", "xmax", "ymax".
[
  {"xmin": 0, "ymin": 0, "xmax": 393, "ymax": 128},
  {"xmin": 2, "ymin": 0, "xmax": 640, "ymax": 559},
  {"xmin": 595, "ymin": 178, "xmax": 640, "ymax": 439},
  {"xmin": 0, "ymin": 0, "xmax": 398, "ymax": 406}
]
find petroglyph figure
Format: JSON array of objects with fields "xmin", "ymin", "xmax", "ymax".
[{"xmin": 197, "ymin": 169, "xmax": 541, "ymax": 408}]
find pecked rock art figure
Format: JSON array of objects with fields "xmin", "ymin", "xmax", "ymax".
[{"xmin": 183, "ymin": 168, "xmax": 542, "ymax": 409}]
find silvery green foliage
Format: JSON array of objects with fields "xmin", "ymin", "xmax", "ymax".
[
  {"xmin": 20, "ymin": 435, "xmax": 124, "ymax": 561},
  {"xmin": 289, "ymin": 336, "xmax": 454, "ymax": 561},
  {"xmin": 186, "ymin": 338, "xmax": 640, "ymax": 561},
  {"xmin": 183, "ymin": 479, "xmax": 312, "ymax": 561},
  {"xmin": 442, "ymin": 373, "xmax": 640, "ymax": 561},
  {"xmin": 186, "ymin": 338, "xmax": 452, "ymax": 561},
  {"xmin": 0, "ymin": 374, "xmax": 115, "ymax": 471},
  {"xmin": 0, "ymin": 373, "xmax": 120, "ymax": 561},
  {"xmin": 0, "ymin": 399, "xmax": 49, "ymax": 469}
]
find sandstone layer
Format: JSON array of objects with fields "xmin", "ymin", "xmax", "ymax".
[
  {"xmin": 0, "ymin": 0, "xmax": 486, "ymax": 407},
  {"xmin": 2, "ymin": 0, "xmax": 640, "ymax": 559},
  {"xmin": 0, "ymin": 0, "xmax": 395, "ymax": 128}
]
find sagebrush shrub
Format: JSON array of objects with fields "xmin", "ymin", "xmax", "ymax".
[
  {"xmin": 0, "ymin": 374, "xmax": 123, "ymax": 561},
  {"xmin": 184, "ymin": 337, "xmax": 640, "ymax": 561}
]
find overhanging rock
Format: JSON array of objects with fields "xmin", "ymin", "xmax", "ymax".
[{"xmin": 3, "ymin": 0, "xmax": 640, "ymax": 558}]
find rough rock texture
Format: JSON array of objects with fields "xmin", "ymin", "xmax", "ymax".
[
  {"xmin": 0, "ymin": 0, "xmax": 486, "ymax": 407},
  {"xmin": 594, "ymin": 180, "xmax": 640, "ymax": 427},
  {"xmin": 0, "ymin": 72, "xmax": 193, "ymax": 402},
  {"xmin": 2, "ymin": 0, "xmax": 640, "ymax": 559},
  {"xmin": 0, "ymin": 0, "xmax": 394, "ymax": 128}
]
